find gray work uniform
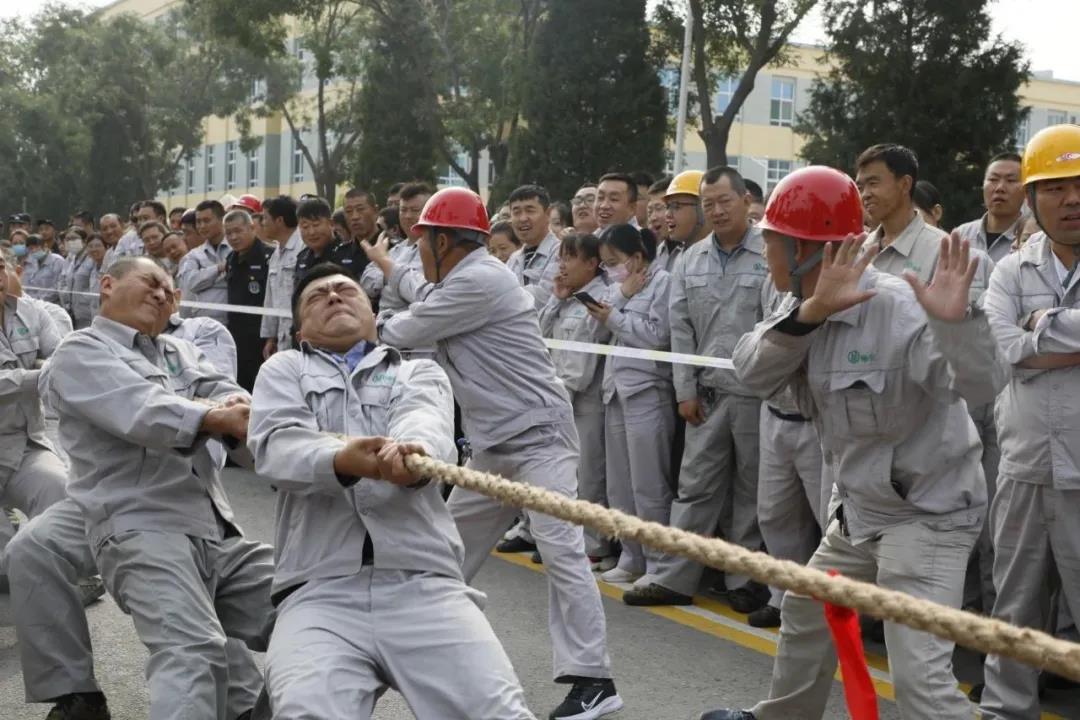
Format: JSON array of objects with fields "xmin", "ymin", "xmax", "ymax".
[
  {"xmin": 22, "ymin": 252, "xmax": 65, "ymax": 304},
  {"xmin": 60, "ymin": 252, "xmax": 96, "ymax": 329},
  {"xmin": 656, "ymin": 239, "xmax": 684, "ymax": 274},
  {"xmin": 378, "ymin": 248, "xmax": 612, "ymax": 682},
  {"xmin": 27, "ymin": 297, "xmax": 72, "ymax": 462},
  {"xmin": 538, "ymin": 274, "xmax": 612, "ymax": 558},
  {"xmin": 363, "ymin": 241, "xmax": 427, "ymax": 317},
  {"xmin": 756, "ymin": 281, "xmax": 825, "ymax": 610},
  {"xmin": 980, "ymin": 235, "xmax": 1080, "ymax": 719},
  {"xmin": 9, "ymin": 314, "xmax": 261, "ymax": 711},
  {"xmin": 113, "ymin": 229, "xmax": 144, "ymax": 259},
  {"xmin": 41, "ymin": 316, "xmax": 275, "ymax": 720},
  {"xmin": 733, "ymin": 267, "xmax": 1004, "ymax": 720},
  {"xmin": 508, "ymin": 231, "xmax": 561, "ymax": 309},
  {"xmin": 260, "ymin": 228, "xmax": 302, "ymax": 350},
  {"xmin": 657, "ymin": 226, "xmax": 768, "ymax": 594},
  {"xmin": 178, "ymin": 240, "xmax": 232, "ymax": 322},
  {"xmin": 954, "ymin": 212, "xmax": 1026, "ymax": 265},
  {"xmin": 248, "ymin": 345, "xmax": 532, "ymax": 719},
  {"xmin": 0, "ymin": 296, "xmax": 68, "ymax": 575},
  {"xmin": 866, "ymin": 216, "xmax": 1001, "ymax": 614},
  {"xmin": 598, "ymin": 263, "xmax": 674, "ymax": 577}
]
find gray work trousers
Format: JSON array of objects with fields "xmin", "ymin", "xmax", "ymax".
[
  {"xmin": 963, "ymin": 402, "xmax": 999, "ymax": 613},
  {"xmin": 447, "ymin": 421, "xmax": 612, "ymax": 681},
  {"xmin": 575, "ymin": 389, "xmax": 611, "ymax": 558},
  {"xmin": 0, "ymin": 443, "xmax": 68, "ymax": 576},
  {"xmin": 6, "ymin": 498, "xmax": 263, "ymax": 714},
  {"xmin": 95, "ymin": 528, "xmax": 276, "ymax": 720},
  {"xmin": 752, "ymin": 517, "xmax": 980, "ymax": 720},
  {"xmin": 757, "ymin": 407, "xmax": 825, "ymax": 609},
  {"xmin": 266, "ymin": 570, "xmax": 534, "ymax": 719},
  {"xmin": 655, "ymin": 392, "xmax": 762, "ymax": 594},
  {"xmin": 604, "ymin": 386, "xmax": 674, "ymax": 576},
  {"xmin": 981, "ymin": 479, "xmax": 1080, "ymax": 720}
]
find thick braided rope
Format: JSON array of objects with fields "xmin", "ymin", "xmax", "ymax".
[{"xmin": 406, "ymin": 453, "xmax": 1080, "ymax": 683}]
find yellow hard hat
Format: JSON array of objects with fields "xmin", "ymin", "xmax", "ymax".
[
  {"xmin": 1022, "ymin": 124, "xmax": 1080, "ymax": 186},
  {"xmin": 664, "ymin": 170, "xmax": 705, "ymax": 199}
]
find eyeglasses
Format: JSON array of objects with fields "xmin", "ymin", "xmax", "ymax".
[
  {"xmin": 571, "ymin": 195, "xmax": 596, "ymax": 207},
  {"xmin": 665, "ymin": 201, "xmax": 698, "ymax": 212}
]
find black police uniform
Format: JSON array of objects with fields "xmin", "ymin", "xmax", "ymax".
[{"xmin": 226, "ymin": 240, "xmax": 273, "ymax": 391}]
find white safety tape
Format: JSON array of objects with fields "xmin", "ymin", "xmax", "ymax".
[{"xmin": 27, "ymin": 286, "xmax": 736, "ymax": 370}]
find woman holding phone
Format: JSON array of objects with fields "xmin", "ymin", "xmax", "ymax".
[
  {"xmin": 585, "ymin": 224, "xmax": 675, "ymax": 586},
  {"xmin": 539, "ymin": 233, "xmax": 616, "ymax": 570}
]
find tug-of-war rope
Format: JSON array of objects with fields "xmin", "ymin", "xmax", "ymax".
[{"xmin": 405, "ymin": 453, "xmax": 1080, "ymax": 683}]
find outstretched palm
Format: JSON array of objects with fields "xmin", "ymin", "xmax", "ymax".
[
  {"xmin": 800, "ymin": 234, "xmax": 878, "ymax": 323},
  {"xmin": 905, "ymin": 231, "xmax": 978, "ymax": 322}
]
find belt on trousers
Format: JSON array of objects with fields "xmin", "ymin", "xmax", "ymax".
[
  {"xmin": 270, "ymin": 534, "xmax": 374, "ymax": 607},
  {"xmin": 767, "ymin": 405, "xmax": 810, "ymax": 423}
]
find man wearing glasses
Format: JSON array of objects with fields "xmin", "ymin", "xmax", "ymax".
[
  {"xmin": 659, "ymin": 170, "xmax": 710, "ymax": 273},
  {"xmin": 624, "ymin": 166, "xmax": 770, "ymax": 615},
  {"xmin": 571, "ymin": 185, "xmax": 599, "ymax": 236}
]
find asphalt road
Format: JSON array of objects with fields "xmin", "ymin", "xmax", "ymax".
[{"xmin": 1, "ymin": 470, "xmax": 1077, "ymax": 719}]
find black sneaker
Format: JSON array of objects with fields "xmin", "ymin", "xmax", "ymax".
[
  {"xmin": 622, "ymin": 583, "xmax": 692, "ymax": 606},
  {"xmin": 747, "ymin": 604, "xmax": 782, "ymax": 628},
  {"xmin": 699, "ymin": 710, "xmax": 756, "ymax": 720},
  {"xmin": 531, "ymin": 550, "xmax": 543, "ymax": 564},
  {"xmin": 46, "ymin": 693, "xmax": 111, "ymax": 720},
  {"xmin": 549, "ymin": 678, "xmax": 623, "ymax": 719},
  {"xmin": 496, "ymin": 536, "xmax": 537, "ymax": 553},
  {"xmin": 78, "ymin": 576, "xmax": 106, "ymax": 607},
  {"xmin": 727, "ymin": 582, "xmax": 770, "ymax": 614},
  {"xmin": 967, "ymin": 683, "xmax": 984, "ymax": 703}
]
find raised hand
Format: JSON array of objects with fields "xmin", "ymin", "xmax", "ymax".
[
  {"xmin": 360, "ymin": 234, "xmax": 391, "ymax": 266},
  {"xmin": 905, "ymin": 231, "xmax": 978, "ymax": 322},
  {"xmin": 797, "ymin": 234, "xmax": 878, "ymax": 324},
  {"xmin": 620, "ymin": 266, "xmax": 648, "ymax": 299}
]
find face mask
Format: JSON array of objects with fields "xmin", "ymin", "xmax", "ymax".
[
  {"xmin": 12, "ymin": 244, "xmax": 27, "ymax": 258},
  {"xmin": 67, "ymin": 240, "xmax": 84, "ymax": 254},
  {"xmin": 31, "ymin": 250, "xmax": 46, "ymax": 262},
  {"xmin": 606, "ymin": 263, "xmax": 629, "ymax": 283}
]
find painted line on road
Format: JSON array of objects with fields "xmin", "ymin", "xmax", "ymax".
[{"xmin": 492, "ymin": 550, "xmax": 1068, "ymax": 720}]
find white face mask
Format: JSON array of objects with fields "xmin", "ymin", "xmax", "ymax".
[
  {"xmin": 66, "ymin": 239, "xmax": 84, "ymax": 254},
  {"xmin": 606, "ymin": 263, "xmax": 630, "ymax": 283}
]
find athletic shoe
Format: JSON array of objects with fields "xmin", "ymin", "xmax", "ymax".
[
  {"xmin": 599, "ymin": 567, "xmax": 642, "ymax": 584},
  {"xmin": 747, "ymin": 604, "xmax": 782, "ymax": 628},
  {"xmin": 45, "ymin": 693, "xmax": 110, "ymax": 720},
  {"xmin": 549, "ymin": 677, "xmax": 623, "ymax": 719},
  {"xmin": 531, "ymin": 550, "xmax": 543, "ymax": 564},
  {"xmin": 622, "ymin": 583, "xmax": 692, "ymax": 606},
  {"xmin": 496, "ymin": 536, "xmax": 537, "ymax": 553},
  {"xmin": 79, "ymin": 576, "xmax": 106, "ymax": 607},
  {"xmin": 726, "ymin": 582, "xmax": 770, "ymax": 614},
  {"xmin": 590, "ymin": 555, "xmax": 617, "ymax": 572},
  {"xmin": 699, "ymin": 710, "xmax": 756, "ymax": 720}
]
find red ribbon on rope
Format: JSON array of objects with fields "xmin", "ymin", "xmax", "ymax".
[{"xmin": 824, "ymin": 570, "xmax": 880, "ymax": 720}]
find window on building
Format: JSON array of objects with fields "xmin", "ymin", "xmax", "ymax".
[
  {"xmin": 1015, "ymin": 110, "xmax": 1031, "ymax": 151},
  {"xmin": 185, "ymin": 154, "xmax": 196, "ymax": 194},
  {"xmin": 205, "ymin": 145, "xmax": 215, "ymax": 192},
  {"xmin": 292, "ymin": 133, "xmax": 305, "ymax": 183},
  {"xmin": 438, "ymin": 147, "xmax": 470, "ymax": 188},
  {"xmin": 226, "ymin": 141, "xmax": 237, "ymax": 190},
  {"xmin": 248, "ymin": 149, "xmax": 259, "ymax": 188},
  {"xmin": 769, "ymin": 77, "xmax": 795, "ymax": 127},
  {"xmin": 716, "ymin": 76, "xmax": 739, "ymax": 115},
  {"xmin": 1048, "ymin": 109, "xmax": 1068, "ymax": 127},
  {"xmin": 659, "ymin": 66, "xmax": 680, "ymax": 112},
  {"xmin": 766, "ymin": 159, "xmax": 792, "ymax": 194}
]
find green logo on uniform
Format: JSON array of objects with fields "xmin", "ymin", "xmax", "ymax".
[
  {"xmin": 903, "ymin": 261, "xmax": 921, "ymax": 273},
  {"xmin": 16, "ymin": 327, "xmax": 28, "ymax": 335},
  {"xmin": 753, "ymin": 263, "xmax": 767, "ymax": 272},
  {"xmin": 370, "ymin": 372, "xmax": 396, "ymax": 386},
  {"xmin": 847, "ymin": 350, "xmax": 875, "ymax": 364}
]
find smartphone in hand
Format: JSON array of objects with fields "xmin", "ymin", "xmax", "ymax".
[{"xmin": 573, "ymin": 291, "xmax": 602, "ymax": 308}]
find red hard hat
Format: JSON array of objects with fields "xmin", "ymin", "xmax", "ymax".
[
  {"xmin": 231, "ymin": 194, "xmax": 263, "ymax": 213},
  {"xmin": 414, "ymin": 187, "xmax": 491, "ymax": 236},
  {"xmin": 757, "ymin": 166, "xmax": 863, "ymax": 243}
]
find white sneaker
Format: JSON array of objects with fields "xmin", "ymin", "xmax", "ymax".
[
  {"xmin": 600, "ymin": 567, "xmax": 643, "ymax": 584},
  {"xmin": 591, "ymin": 555, "xmax": 617, "ymax": 572},
  {"xmin": 632, "ymin": 574, "xmax": 654, "ymax": 590}
]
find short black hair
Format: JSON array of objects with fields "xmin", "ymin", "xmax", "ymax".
[
  {"xmin": 332, "ymin": 208, "xmax": 349, "ymax": 232},
  {"xmin": 263, "ymin": 195, "xmax": 298, "ymax": 228},
  {"xmin": 180, "ymin": 210, "xmax": 197, "ymax": 227},
  {"xmin": 743, "ymin": 179, "xmax": 764, "ymax": 203},
  {"xmin": 507, "ymin": 184, "xmax": 551, "ymax": 209},
  {"xmin": 387, "ymin": 182, "xmax": 406, "ymax": 197},
  {"xmin": 856, "ymin": 143, "xmax": 919, "ymax": 197},
  {"xmin": 631, "ymin": 171, "xmax": 655, "ymax": 189},
  {"xmin": 169, "ymin": 207, "xmax": 186, "ymax": 218},
  {"xmin": 399, "ymin": 182, "xmax": 435, "ymax": 202},
  {"xmin": 598, "ymin": 173, "xmax": 639, "ymax": 202},
  {"xmin": 194, "ymin": 199, "xmax": 226, "ymax": 219},
  {"xmin": 550, "ymin": 201, "xmax": 572, "ymax": 228},
  {"xmin": 291, "ymin": 262, "xmax": 362, "ymax": 330},
  {"xmin": 378, "ymin": 207, "xmax": 403, "ymax": 235},
  {"xmin": 25, "ymin": 233, "xmax": 43, "ymax": 246},
  {"xmin": 489, "ymin": 221, "xmax": 522, "ymax": 246},
  {"xmin": 559, "ymin": 232, "xmax": 603, "ymax": 275},
  {"xmin": 599, "ymin": 223, "xmax": 658, "ymax": 262},
  {"xmin": 73, "ymin": 210, "xmax": 94, "ymax": 226},
  {"xmin": 648, "ymin": 177, "xmax": 672, "ymax": 196},
  {"xmin": 702, "ymin": 166, "xmax": 748, "ymax": 195},
  {"xmin": 990, "ymin": 151, "xmax": 1022, "ymax": 166},
  {"xmin": 344, "ymin": 187, "xmax": 378, "ymax": 206},
  {"xmin": 296, "ymin": 196, "xmax": 333, "ymax": 221},
  {"xmin": 142, "ymin": 200, "xmax": 168, "ymax": 220},
  {"xmin": 912, "ymin": 180, "xmax": 942, "ymax": 215}
]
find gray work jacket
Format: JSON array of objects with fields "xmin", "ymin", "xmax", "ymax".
[
  {"xmin": 248, "ymin": 344, "xmax": 464, "ymax": 596},
  {"xmin": 598, "ymin": 263, "xmax": 672, "ymax": 403},
  {"xmin": 178, "ymin": 240, "xmax": 231, "ymax": 322},
  {"xmin": 733, "ymin": 268, "xmax": 1005, "ymax": 541},
  {"xmin": 954, "ymin": 212, "xmax": 1026, "ymax": 265},
  {"xmin": 538, "ymin": 275, "xmax": 611, "ymax": 399},
  {"xmin": 507, "ymin": 231, "xmax": 562, "ymax": 310},
  {"xmin": 260, "ymin": 229, "xmax": 302, "ymax": 348},
  {"xmin": 23, "ymin": 252, "xmax": 66, "ymax": 305},
  {"xmin": 378, "ymin": 248, "xmax": 573, "ymax": 452}
]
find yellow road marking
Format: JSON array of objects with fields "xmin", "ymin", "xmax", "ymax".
[{"xmin": 492, "ymin": 550, "xmax": 1067, "ymax": 719}]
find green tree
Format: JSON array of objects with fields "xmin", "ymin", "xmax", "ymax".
[
  {"xmin": 652, "ymin": 0, "xmax": 818, "ymax": 167},
  {"xmin": 796, "ymin": 0, "xmax": 1030, "ymax": 225},
  {"xmin": 503, "ymin": 0, "xmax": 668, "ymax": 202}
]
